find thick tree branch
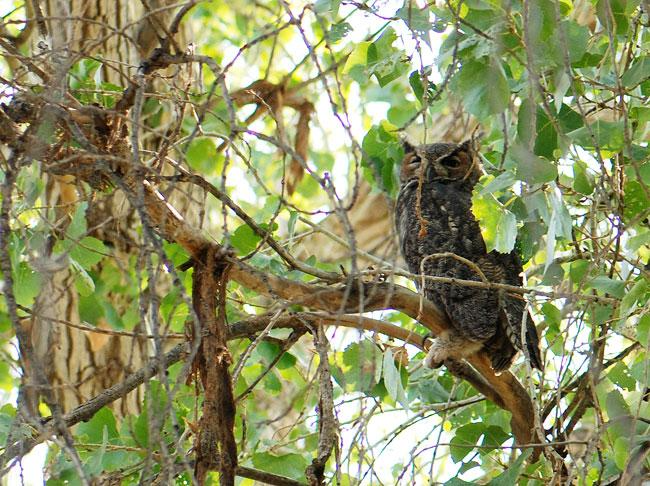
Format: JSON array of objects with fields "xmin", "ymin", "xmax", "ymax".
[
  {"xmin": 0, "ymin": 311, "xmax": 486, "ymax": 467},
  {"xmin": 45, "ymin": 145, "xmax": 538, "ymax": 446}
]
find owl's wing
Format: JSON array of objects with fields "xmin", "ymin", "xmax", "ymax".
[
  {"xmin": 483, "ymin": 252, "xmax": 544, "ymax": 370},
  {"xmin": 423, "ymin": 259, "xmax": 499, "ymax": 342}
]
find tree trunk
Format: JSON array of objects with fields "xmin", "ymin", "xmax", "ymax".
[{"xmin": 25, "ymin": 0, "xmax": 190, "ymax": 416}]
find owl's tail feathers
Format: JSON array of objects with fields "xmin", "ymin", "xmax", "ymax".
[
  {"xmin": 525, "ymin": 320, "xmax": 544, "ymax": 371},
  {"xmin": 491, "ymin": 353, "xmax": 515, "ymax": 374}
]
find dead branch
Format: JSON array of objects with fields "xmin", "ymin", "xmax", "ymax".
[
  {"xmin": 230, "ymin": 79, "xmax": 315, "ymax": 194},
  {"xmin": 305, "ymin": 325, "xmax": 338, "ymax": 486},
  {"xmin": 191, "ymin": 247, "xmax": 237, "ymax": 486}
]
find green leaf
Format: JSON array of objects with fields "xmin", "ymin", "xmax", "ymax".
[
  {"xmin": 256, "ymin": 341, "xmax": 297, "ymax": 370},
  {"xmin": 387, "ymin": 102, "xmax": 418, "ymax": 126},
  {"xmin": 163, "ymin": 242, "xmax": 190, "ymax": 269},
  {"xmin": 86, "ymin": 426, "xmax": 108, "ymax": 475},
  {"xmin": 12, "ymin": 262, "xmax": 41, "ymax": 307},
  {"xmin": 568, "ymin": 120, "xmax": 625, "ymax": 151},
  {"xmin": 444, "ymin": 479, "xmax": 476, "ymax": 486},
  {"xmin": 67, "ymin": 202, "xmax": 89, "ymax": 240},
  {"xmin": 0, "ymin": 405, "xmax": 28, "ymax": 444},
  {"xmin": 623, "ymin": 180, "xmax": 650, "ymax": 220},
  {"xmin": 518, "ymin": 102, "xmax": 582, "ymax": 159},
  {"xmin": 287, "ymin": 211, "xmax": 298, "ymax": 240},
  {"xmin": 366, "ymin": 28, "xmax": 408, "ymax": 87},
  {"xmin": 336, "ymin": 340, "xmax": 382, "ymax": 393},
  {"xmin": 547, "ymin": 187, "xmax": 572, "ymax": 240},
  {"xmin": 569, "ymin": 259, "xmax": 590, "ymax": 283},
  {"xmin": 343, "ymin": 42, "xmax": 371, "ymax": 82},
  {"xmin": 488, "ymin": 449, "xmax": 532, "ymax": 485},
  {"xmin": 630, "ymin": 106, "xmax": 650, "ymax": 124},
  {"xmin": 480, "ymin": 425, "xmax": 509, "ymax": 450},
  {"xmin": 511, "ymin": 143, "xmax": 557, "ymax": 184},
  {"xmin": 412, "ymin": 371, "xmax": 451, "ymax": 403},
  {"xmin": 613, "ymin": 436, "xmax": 628, "ymax": 470},
  {"xmin": 453, "ymin": 58, "xmax": 509, "ymax": 119},
  {"xmin": 77, "ymin": 407, "xmax": 119, "ymax": 444},
  {"xmin": 472, "ymin": 188, "xmax": 517, "ymax": 253},
  {"xmin": 230, "ymin": 224, "xmax": 262, "ymax": 255},
  {"xmin": 314, "ymin": 0, "xmax": 340, "ymax": 14},
  {"xmin": 542, "ymin": 302, "xmax": 564, "ymax": 355},
  {"xmin": 409, "ymin": 70, "xmax": 425, "ymax": 102},
  {"xmin": 493, "ymin": 208, "xmax": 517, "ymax": 254},
  {"xmin": 638, "ymin": 314, "xmax": 650, "ymax": 347},
  {"xmin": 396, "ymin": 3, "xmax": 432, "ymax": 47},
  {"xmin": 383, "ymin": 349, "xmax": 408, "ymax": 408},
  {"xmin": 596, "ymin": 0, "xmax": 629, "ymax": 36},
  {"xmin": 607, "ymin": 362, "xmax": 636, "ymax": 391},
  {"xmin": 277, "ymin": 351, "xmax": 297, "ymax": 370},
  {"xmin": 541, "ymin": 302, "xmax": 561, "ymax": 328},
  {"xmin": 263, "ymin": 370, "xmax": 282, "ymax": 393},
  {"xmin": 620, "ymin": 278, "xmax": 649, "ymax": 319},
  {"xmin": 472, "ymin": 191, "xmax": 499, "ymax": 252},
  {"xmin": 573, "ymin": 161, "xmax": 594, "ymax": 194},
  {"xmin": 71, "ymin": 260, "xmax": 95, "ymax": 296},
  {"xmin": 605, "ymin": 388, "xmax": 631, "ymax": 420},
  {"xmin": 186, "ymin": 137, "xmax": 221, "ymax": 173},
  {"xmin": 479, "ymin": 172, "xmax": 516, "ymax": 195},
  {"xmin": 251, "ymin": 452, "xmax": 310, "ymax": 481},
  {"xmin": 326, "ymin": 21, "xmax": 352, "ymax": 43},
  {"xmin": 526, "ymin": 0, "xmax": 557, "ymax": 65},
  {"xmin": 587, "ymin": 276, "xmax": 626, "ymax": 298},
  {"xmin": 69, "ymin": 237, "xmax": 107, "ymax": 269},
  {"xmin": 450, "ymin": 423, "xmax": 484, "ymax": 462},
  {"xmin": 564, "ymin": 21, "xmax": 590, "ymax": 64},
  {"xmin": 361, "ymin": 121, "xmax": 402, "ymax": 195},
  {"xmin": 621, "ymin": 56, "xmax": 650, "ymax": 87}
]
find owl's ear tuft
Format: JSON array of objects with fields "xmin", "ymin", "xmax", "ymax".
[
  {"xmin": 401, "ymin": 138, "xmax": 417, "ymax": 154},
  {"xmin": 462, "ymin": 129, "xmax": 483, "ymax": 153},
  {"xmin": 459, "ymin": 139, "xmax": 475, "ymax": 153}
]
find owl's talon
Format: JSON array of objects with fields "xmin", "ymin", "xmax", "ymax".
[{"xmin": 423, "ymin": 338, "xmax": 449, "ymax": 369}]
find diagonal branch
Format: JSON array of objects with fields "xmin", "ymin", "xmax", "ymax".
[
  {"xmin": 41, "ymin": 144, "xmax": 538, "ymax": 448},
  {"xmin": 0, "ymin": 311, "xmax": 494, "ymax": 468}
]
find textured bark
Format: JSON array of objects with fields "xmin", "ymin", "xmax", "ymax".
[
  {"xmin": 192, "ymin": 248, "xmax": 237, "ymax": 486},
  {"xmin": 26, "ymin": 0, "xmax": 191, "ymax": 416}
]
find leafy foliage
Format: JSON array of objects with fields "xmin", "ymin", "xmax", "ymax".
[{"xmin": 0, "ymin": 0, "xmax": 649, "ymax": 484}]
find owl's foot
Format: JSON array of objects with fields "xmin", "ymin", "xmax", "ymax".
[
  {"xmin": 423, "ymin": 337, "xmax": 450, "ymax": 368},
  {"xmin": 423, "ymin": 331, "xmax": 483, "ymax": 368}
]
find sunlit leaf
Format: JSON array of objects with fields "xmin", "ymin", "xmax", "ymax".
[{"xmin": 382, "ymin": 348, "xmax": 408, "ymax": 408}]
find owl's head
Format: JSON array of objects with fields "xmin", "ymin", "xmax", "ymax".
[{"xmin": 399, "ymin": 140, "xmax": 481, "ymax": 188}]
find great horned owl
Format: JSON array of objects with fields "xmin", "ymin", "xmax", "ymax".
[{"xmin": 395, "ymin": 140, "xmax": 543, "ymax": 372}]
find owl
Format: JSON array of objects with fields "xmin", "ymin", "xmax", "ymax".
[{"xmin": 395, "ymin": 140, "xmax": 543, "ymax": 372}]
